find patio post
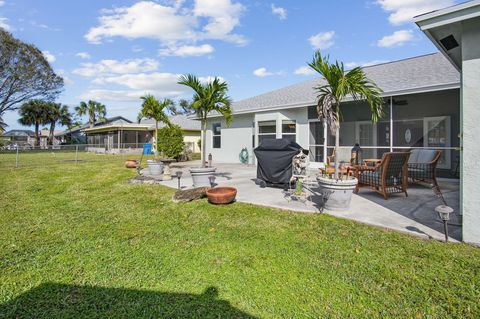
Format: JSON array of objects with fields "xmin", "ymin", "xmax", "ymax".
[{"xmin": 389, "ymin": 96, "xmax": 393, "ymax": 152}]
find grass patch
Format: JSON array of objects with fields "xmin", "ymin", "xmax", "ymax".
[{"xmin": 0, "ymin": 155, "xmax": 479, "ymax": 318}]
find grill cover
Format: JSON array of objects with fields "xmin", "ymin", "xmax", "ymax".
[{"xmin": 254, "ymin": 139, "xmax": 304, "ymax": 185}]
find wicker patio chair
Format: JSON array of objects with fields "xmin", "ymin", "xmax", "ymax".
[
  {"xmin": 407, "ymin": 149, "xmax": 444, "ymax": 201},
  {"xmin": 354, "ymin": 152, "xmax": 410, "ymax": 199}
]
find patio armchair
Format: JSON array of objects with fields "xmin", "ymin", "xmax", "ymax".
[
  {"xmin": 407, "ymin": 149, "xmax": 444, "ymax": 200},
  {"xmin": 354, "ymin": 152, "xmax": 410, "ymax": 199}
]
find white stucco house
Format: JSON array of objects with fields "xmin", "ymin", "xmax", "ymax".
[{"xmin": 202, "ymin": 0, "xmax": 480, "ymax": 245}]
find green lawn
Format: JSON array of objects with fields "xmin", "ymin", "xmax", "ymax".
[{"xmin": 0, "ymin": 156, "xmax": 479, "ymax": 318}]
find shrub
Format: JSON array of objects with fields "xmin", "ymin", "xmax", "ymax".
[{"xmin": 157, "ymin": 124, "xmax": 184, "ymax": 158}]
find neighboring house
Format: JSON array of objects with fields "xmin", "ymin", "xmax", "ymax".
[
  {"xmin": 55, "ymin": 125, "xmax": 87, "ymax": 145},
  {"xmin": 415, "ymin": 0, "xmax": 480, "ymax": 245},
  {"xmin": 83, "ymin": 114, "xmax": 201, "ymax": 154},
  {"xmin": 205, "ymin": 53, "xmax": 460, "ymax": 176},
  {"xmin": 1, "ymin": 130, "xmax": 36, "ymax": 148},
  {"xmin": 38, "ymin": 129, "xmax": 63, "ymax": 149}
]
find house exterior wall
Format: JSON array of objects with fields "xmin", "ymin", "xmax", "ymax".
[
  {"xmin": 183, "ymin": 130, "xmax": 201, "ymax": 153},
  {"xmin": 206, "ymin": 114, "xmax": 255, "ymax": 164},
  {"xmin": 461, "ymin": 18, "xmax": 480, "ymax": 245}
]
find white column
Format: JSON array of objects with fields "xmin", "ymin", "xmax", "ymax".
[
  {"xmin": 461, "ymin": 19, "xmax": 480, "ymax": 245},
  {"xmin": 390, "ymin": 96, "xmax": 393, "ymax": 152}
]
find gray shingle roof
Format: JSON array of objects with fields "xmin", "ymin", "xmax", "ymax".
[
  {"xmin": 3, "ymin": 129, "xmax": 35, "ymax": 137},
  {"xmin": 141, "ymin": 114, "xmax": 200, "ymax": 131},
  {"xmin": 231, "ymin": 53, "xmax": 460, "ymax": 114}
]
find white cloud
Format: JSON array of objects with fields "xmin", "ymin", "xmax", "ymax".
[
  {"xmin": 159, "ymin": 44, "xmax": 214, "ymax": 57},
  {"xmin": 253, "ymin": 67, "xmax": 283, "ymax": 77},
  {"xmin": 294, "ymin": 66, "xmax": 315, "ymax": 76},
  {"xmin": 376, "ymin": 0, "xmax": 454, "ymax": 25},
  {"xmin": 377, "ymin": 30, "xmax": 414, "ymax": 47},
  {"xmin": 76, "ymin": 52, "xmax": 91, "ymax": 59},
  {"xmin": 0, "ymin": 17, "xmax": 11, "ymax": 31},
  {"xmin": 344, "ymin": 60, "xmax": 389, "ymax": 69},
  {"xmin": 85, "ymin": 0, "xmax": 246, "ymax": 46},
  {"xmin": 73, "ymin": 58, "xmax": 160, "ymax": 77},
  {"xmin": 309, "ymin": 31, "xmax": 335, "ymax": 50},
  {"xmin": 271, "ymin": 4, "xmax": 287, "ymax": 20},
  {"xmin": 42, "ymin": 51, "xmax": 56, "ymax": 63},
  {"xmin": 80, "ymin": 89, "xmax": 147, "ymax": 102}
]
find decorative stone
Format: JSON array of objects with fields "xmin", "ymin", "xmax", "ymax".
[{"xmin": 172, "ymin": 187, "xmax": 210, "ymax": 203}]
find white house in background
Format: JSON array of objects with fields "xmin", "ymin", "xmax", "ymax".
[{"xmin": 415, "ymin": 0, "xmax": 480, "ymax": 245}]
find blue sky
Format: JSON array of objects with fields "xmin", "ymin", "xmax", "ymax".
[{"xmin": 0, "ymin": 0, "xmax": 458, "ymax": 129}]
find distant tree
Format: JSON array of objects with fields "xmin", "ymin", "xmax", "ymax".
[
  {"xmin": 178, "ymin": 74, "xmax": 232, "ymax": 167},
  {"xmin": 137, "ymin": 94, "xmax": 173, "ymax": 159},
  {"xmin": 45, "ymin": 103, "xmax": 72, "ymax": 145},
  {"xmin": 157, "ymin": 124, "xmax": 184, "ymax": 159},
  {"xmin": 18, "ymin": 100, "xmax": 50, "ymax": 147},
  {"xmin": 167, "ymin": 99, "xmax": 194, "ymax": 115},
  {"xmin": 0, "ymin": 29, "xmax": 63, "ymax": 119},
  {"xmin": 75, "ymin": 100, "xmax": 106, "ymax": 128}
]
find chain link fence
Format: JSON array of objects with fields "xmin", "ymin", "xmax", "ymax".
[{"xmin": 0, "ymin": 143, "xmax": 183, "ymax": 169}]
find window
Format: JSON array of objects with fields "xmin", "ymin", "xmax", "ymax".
[
  {"xmin": 212, "ymin": 123, "xmax": 221, "ymax": 148},
  {"xmin": 258, "ymin": 121, "xmax": 276, "ymax": 144},
  {"xmin": 282, "ymin": 120, "xmax": 296, "ymax": 142}
]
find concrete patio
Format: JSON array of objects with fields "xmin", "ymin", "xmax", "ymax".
[{"xmin": 161, "ymin": 161, "xmax": 461, "ymax": 242}]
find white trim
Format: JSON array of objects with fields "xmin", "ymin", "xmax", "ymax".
[{"xmin": 414, "ymin": 0, "xmax": 480, "ymax": 29}]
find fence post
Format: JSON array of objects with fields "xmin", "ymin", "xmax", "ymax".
[
  {"xmin": 15, "ymin": 146, "xmax": 19, "ymax": 168},
  {"xmin": 75, "ymin": 145, "xmax": 78, "ymax": 164}
]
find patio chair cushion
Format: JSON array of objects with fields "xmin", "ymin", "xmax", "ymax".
[
  {"xmin": 408, "ymin": 149, "xmax": 436, "ymax": 164},
  {"xmin": 359, "ymin": 171, "xmax": 381, "ymax": 185}
]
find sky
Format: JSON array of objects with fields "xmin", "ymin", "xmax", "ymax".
[{"xmin": 0, "ymin": 0, "xmax": 459, "ymax": 129}]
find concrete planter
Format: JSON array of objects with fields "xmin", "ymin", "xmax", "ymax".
[
  {"xmin": 146, "ymin": 160, "xmax": 164, "ymax": 176},
  {"xmin": 316, "ymin": 176, "xmax": 358, "ymax": 211},
  {"xmin": 189, "ymin": 167, "xmax": 217, "ymax": 187}
]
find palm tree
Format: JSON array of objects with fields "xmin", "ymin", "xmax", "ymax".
[
  {"xmin": 308, "ymin": 51, "xmax": 384, "ymax": 179},
  {"xmin": 75, "ymin": 100, "xmax": 106, "ymax": 128},
  {"xmin": 178, "ymin": 75, "xmax": 232, "ymax": 167},
  {"xmin": 137, "ymin": 94, "xmax": 173, "ymax": 159},
  {"xmin": 18, "ymin": 100, "xmax": 50, "ymax": 147},
  {"xmin": 45, "ymin": 103, "xmax": 72, "ymax": 145}
]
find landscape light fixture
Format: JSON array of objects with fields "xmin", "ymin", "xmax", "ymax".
[
  {"xmin": 435, "ymin": 205, "xmax": 453, "ymax": 242},
  {"xmin": 176, "ymin": 171, "xmax": 183, "ymax": 190}
]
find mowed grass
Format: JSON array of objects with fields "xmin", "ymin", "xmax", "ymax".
[{"xmin": 0, "ymin": 155, "xmax": 479, "ymax": 318}]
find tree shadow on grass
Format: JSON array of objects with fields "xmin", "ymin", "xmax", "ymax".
[{"xmin": 0, "ymin": 283, "xmax": 257, "ymax": 319}]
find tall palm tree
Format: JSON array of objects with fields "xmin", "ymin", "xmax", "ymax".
[
  {"xmin": 308, "ymin": 51, "xmax": 384, "ymax": 179},
  {"xmin": 137, "ymin": 94, "xmax": 173, "ymax": 159},
  {"xmin": 45, "ymin": 103, "xmax": 72, "ymax": 145},
  {"xmin": 178, "ymin": 74, "xmax": 232, "ymax": 167},
  {"xmin": 18, "ymin": 99, "xmax": 50, "ymax": 147},
  {"xmin": 75, "ymin": 100, "xmax": 106, "ymax": 128}
]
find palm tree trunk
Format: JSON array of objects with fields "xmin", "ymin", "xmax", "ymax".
[
  {"xmin": 34, "ymin": 122, "xmax": 40, "ymax": 148},
  {"xmin": 49, "ymin": 122, "xmax": 55, "ymax": 146},
  {"xmin": 155, "ymin": 121, "xmax": 159, "ymax": 160},
  {"xmin": 201, "ymin": 118, "xmax": 207, "ymax": 168},
  {"xmin": 334, "ymin": 126, "xmax": 340, "ymax": 179}
]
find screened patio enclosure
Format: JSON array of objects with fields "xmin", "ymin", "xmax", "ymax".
[
  {"xmin": 307, "ymin": 89, "xmax": 460, "ymax": 176},
  {"xmin": 85, "ymin": 128, "xmax": 153, "ymax": 154}
]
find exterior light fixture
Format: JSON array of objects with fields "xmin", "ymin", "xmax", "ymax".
[
  {"xmin": 351, "ymin": 143, "xmax": 362, "ymax": 165},
  {"xmin": 208, "ymin": 153, "xmax": 213, "ymax": 167},
  {"xmin": 435, "ymin": 205, "xmax": 453, "ymax": 242},
  {"xmin": 176, "ymin": 171, "xmax": 183, "ymax": 190}
]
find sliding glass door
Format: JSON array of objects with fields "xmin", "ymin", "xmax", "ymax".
[{"xmin": 308, "ymin": 120, "xmax": 326, "ymax": 163}]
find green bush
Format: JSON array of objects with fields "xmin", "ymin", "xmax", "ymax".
[{"xmin": 157, "ymin": 124, "xmax": 184, "ymax": 158}]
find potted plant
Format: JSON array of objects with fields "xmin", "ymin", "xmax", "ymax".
[
  {"xmin": 138, "ymin": 94, "xmax": 174, "ymax": 176},
  {"xmin": 178, "ymin": 74, "xmax": 233, "ymax": 187},
  {"xmin": 308, "ymin": 51, "xmax": 384, "ymax": 210}
]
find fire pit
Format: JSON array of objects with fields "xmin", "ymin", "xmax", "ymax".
[{"xmin": 206, "ymin": 187, "xmax": 237, "ymax": 204}]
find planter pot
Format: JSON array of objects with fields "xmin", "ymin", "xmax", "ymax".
[
  {"xmin": 125, "ymin": 159, "xmax": 138, "ymax": 169},
  {"xmin": 146, "ymin": 160, "xmax": 164, "ymax": 176},
  {"xmin": 207, "ymin": 187, "xmax": 237, "ymax": 204},
  {"xmin": 189, "ymin": 167, "xmax": 217, "ymax": 187},
  {"xmin": 316, "ymin": 176, "xmax": 358, "ymax": 211}
]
